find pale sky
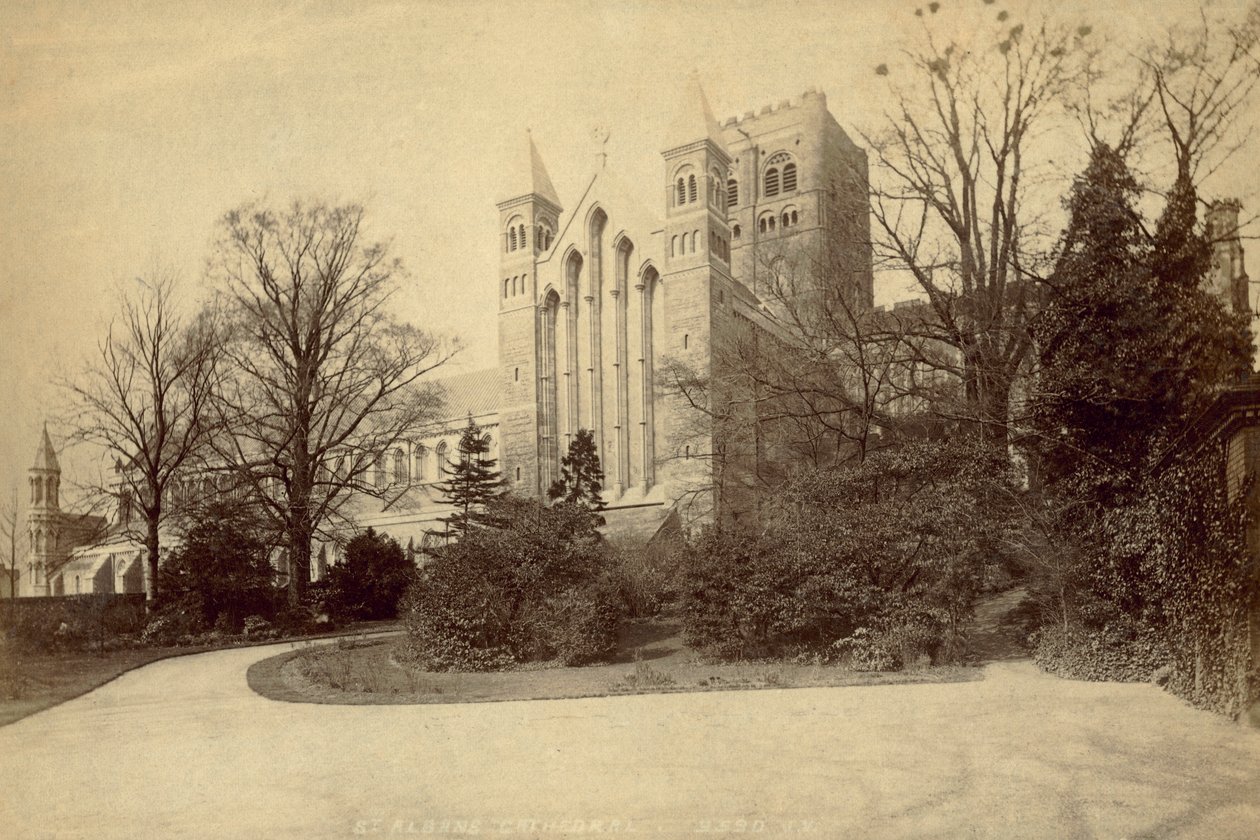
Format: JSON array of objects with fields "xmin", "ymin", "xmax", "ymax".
[{"xmin": 2, "ymin": 0, "xmax": 1256, "ymax": 506}]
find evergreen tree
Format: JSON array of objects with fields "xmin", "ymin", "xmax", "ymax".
[
  {"xmin": 432, "ymin": 417, "xmax": 504, "ymax": 538},
  {"xmin": 1031, "ymin": 145, "xmax": 1251, "ymax": 503},
  {"xmin": 548, "ymin": 429, "xmax": 607, "ymax": 517}
]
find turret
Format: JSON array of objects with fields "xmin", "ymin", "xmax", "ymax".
[
  {"xmin": 26, "ymin": 424, "xmax": 61, "ymax": 596},
  {"xmin": 662, "ymin": 77, "xmax": 733, "ymax": 277},
  {"xmin": 1208, "ymin": 199, "xmax": 1250, "ymax": 316},
  {"xmin": 497, "ymin": 132, "xmax": 564, "ymax": 496}
]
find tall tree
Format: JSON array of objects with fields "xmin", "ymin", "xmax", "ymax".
[
  {"xmin": 60, "ymin": 271, "xmax": 222, "ymax": 603},
  {"xmin": 0, "ymin": 486, "xmax": 20, "ymax": 598},
  {"xmin": 1033, "ymin": 143, "xmax": 1251, "ymax": 503},
  {"xmin": 867, "ymin": 4, "xmax": 1093, "ymax": 449},
  {"xmin": 433, "ymin": 417, "xmax": 503, "ymax": 539},
  {"xmin": 549, "ymin": 429, "xmax": 607, "ymax": 515},
  {"xmin": 210, "ymin": 201, "xmax": 454, "ymax": 605}
]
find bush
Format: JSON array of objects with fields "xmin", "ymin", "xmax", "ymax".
[
  {"xmin": 401, "ymin": 496, "xmax": 618, "ymax": 670},
  {"xmin": 1033, "ymin": 621, "xmax": 1171, "ymax": 683},
  {"xmin": 606, "ymin": 546, "xmax": 679, "ymax": 618},
  {"xmin": 325, "ymin": 528, "xmax": 415, "ymax": 621},
  {"xmin": 141, "ymin": 600, "xmax": 208, "ymax": 646},
  {"xmin": 0, "ymin": 595, "xmax": 148, "ymax": 654},
  {"xmin": 161, "ymin": 500, "xmax": 276, "ymax": 631}
]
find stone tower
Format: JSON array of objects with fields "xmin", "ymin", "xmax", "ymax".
[
  {"xmin": 657, "ymin": 79, "xmax": 740, "ymax": 516},
  {"xmin": 26, "ymin": 425, "xmax": 60, "ymax": 597},
  {"xmin": 720, "ymin": 89, "xmax": 873, "ymax": 315},
  {"xmin": 1208, "ymin": 199, "xmax": 1250, "ymax": 317},
  {"xmin": 496, "ymin": 132, "xmax": 563, "ymax": 497}
]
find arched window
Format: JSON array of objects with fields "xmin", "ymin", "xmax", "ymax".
[
  {"xmin": 782, "ymin": 212, "xmax": 791, "ymax": 228},
  {"xmin": 504, "ymin": 278, "xmax": 510, "ymax": 298},
  {"xmin": 516, "ymin": 467, "xmax": 522, "ymax": 482},
  {"xmin": 75, "ymin": 575, "xmax": 81, "ymax": 594},
  {"xmin": 519, "ymin": 224, "xmax": 527, "ymax": 250},
  {"xmin": 791, "ymin": 210, "xmax": 799, "ymax": 225},
  {"xmin": 374, "ymin": 454, "xmax": 386, "ymax": 489},
  {"xmin": 728, "ymin": 179, "xmax": 739, "ymax": 208},
  {"xmin": 764, "ymin": 152, "xmax": 793, "ymax": 197},
  {"xmin": 671, "ymin": 235, "xmax": 678, "ymax": 257},
  {"xmin": 393, "ymin": 449, "xmax": 405, "ymax": 484},
  {"xmin": 688, "ymin": 174, "xmax": 697, "ymax": 203},
  {"xmin": 768, "ymin": 216, "xmax": 776, "ymax": 231},
  {"xmin": 676, "ymin": 178, "xmax": 686, "ymax": 206},
  {"xmin": 509, "ymin": 227, "xmax": 517, "ymax": 251},
  {"xmin": 759, "ymin": 218, "xmax": 767, "ymax": 234},
  {"xmin": 733, "ymin": 224, "xmax": 741, "ymax": 239},
  {"xmin": 435, "ymin": 441, "xmax": 448, "ymax": 475},
  {"xmin": 680, "ymin": 232, "xmax": 689, "ymax": 253},
  {"xmin": 692, "ymin": 229, "xmax": 699, "ymax": 253},
  {"xmin": 414, "ymin": 445, "xmax": 426, "ymax": 481},
  {"xmin": 764, "ymin": 168, "xmax": 780, "ymax": 197}
]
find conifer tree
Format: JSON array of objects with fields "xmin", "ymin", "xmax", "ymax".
[
  {"xmin": 433, "ymin": 418, "xmax": 504, "ymax": 539},
  {"xmin": 548, "ymin": 429, "xmax": 607, "ymax": 519},
  {"xmin": 1031, "ymin": 144, "xmax": 1251, "ymax": 503}
]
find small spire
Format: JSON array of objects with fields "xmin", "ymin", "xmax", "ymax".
[
  {"xmin": 500, "ymin": 130, "xmax": 562, "ymax": 208},
  {"xmin": 32, "ymin": 423, "xmax": 59, "ymax": 472},
  {"xmin": 662, "ymin": 73, "xmax": 726, "ymax": 154}
]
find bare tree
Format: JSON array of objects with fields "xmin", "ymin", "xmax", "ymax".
[
  {"xmin": 60, "ymin": 271, "xmax": 223, "ymax": 603},
  {"xmin": 210, "ymin": 200, "xmax": 455, "ymax": 605},
  {"xmin": 0, "ymin": 486, "xmax": 20, "ymax": 598},
  {"xmin": 866, "ymin": 7, "xmax": 1093, "ymax": 449}
]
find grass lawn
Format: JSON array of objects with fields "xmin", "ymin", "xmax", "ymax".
[
  {"xmin": 0, "ymin": 621, "xmax": 401, "ymax": 728},
  {"xmin": 249, "ymin": 619, "xmax": 984, "ymax": 707}
]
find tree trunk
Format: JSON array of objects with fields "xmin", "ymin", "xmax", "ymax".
[
  {"xmin": 145, "ymin": 511, "xmax": 161, "ymax": 605},
  {"xmin": 287, "ymin": 518, "xmax": 313, "ymax": 606}
]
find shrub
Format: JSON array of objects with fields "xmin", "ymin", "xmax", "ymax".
[
  {"xmin": 161, "ymin": 500, "xmax": 276, "ymax": 631},
  {"xmin": 832, "ymin": 629, "xmax": 900, "ymax": 672},
  {"xmin": 0, "ymin": 595, "xmax": 148, "ymax": 654},
  {"xmin": 325, "ymin": 528, "xmax": 415, "ymax": 621},
  {"xmin": 606, "ymin": 545, "xmax": 679, "ymax": 618},
  {"xmin": 1033, "ymin": 621, "xmax": 1171, "ymax": 683},
  {"xmin": 401, "ymin": 496, "xmax": 617, "ymax": 670},
  {"xmin": 141, "ymin": 601, "xmax": 207, "ymax": 646}
]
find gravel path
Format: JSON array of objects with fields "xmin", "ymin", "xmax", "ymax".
[{"xmin": 2, "ymin": 631, "xmax": 1258, "ymax": 839}]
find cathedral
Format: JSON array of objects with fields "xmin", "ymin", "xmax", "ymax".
[{"xmin": 9, "ymin": 81, "xmax": 1251, "ymax": 599}]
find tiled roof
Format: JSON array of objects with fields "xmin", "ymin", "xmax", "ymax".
[{"xmin": 434, "ymin": 368, "xmax": 500, "ymax": 420}]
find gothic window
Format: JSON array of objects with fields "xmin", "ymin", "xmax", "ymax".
[
  {"xmin": 783, "ymin": 162, "xmax": 797, "ymax": 192},
  {"xmin": 435, "ymin": 441, "xmax": 449, "ymax": 474},
  {"xmin": 688, "ymin": 174, "xmax": 697, "ymax": 203},
  {"xmin": 393, "ymin": 449, "xmax": 406, "ymax": 484},
  {"xmin": 728, "ymin": 179, "xmax": 739, "ymax": 208},
  {"xmin": 414, "ymin": 445, "xmax": 426, "ymax": 481},
  {"xmin": 375, "ymin": 454, "xmax": 386, "ymax": 489}
]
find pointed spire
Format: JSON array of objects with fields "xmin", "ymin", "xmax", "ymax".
[
  {"xmin": 32, "ymin": 423, "xmax": 59, "ymax": 472},
  {"xmin": 663, "ymin": 74, "xmax": 726, "ymax": 154},
  {"xmin": 501, "ymin": 130, "xmax": 562, "ymax": 208}
]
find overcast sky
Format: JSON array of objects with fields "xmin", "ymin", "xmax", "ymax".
[{"xmin": 1, "ymin": 0, "xmax": 1255, "ymax": 507}]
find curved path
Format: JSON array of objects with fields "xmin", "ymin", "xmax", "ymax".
[{"xmin": 2, "ymin": 637, "xmax": 1259, "ymax": 839}]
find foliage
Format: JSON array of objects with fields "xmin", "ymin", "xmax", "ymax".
[
  {"xmin": 158, "ymin": 500, "xmax": 276, "ymax": 632},
  {"xmin": 0, "ymin": 595, "xmax": 147, "ymax": 654},
  {"xmin": 679, "ymin": 440, "xmax": 1007, "ymax": 664},
  {"xmin": 325, "ymin": 528, "xmax": 416, "ymax": 620},
  {"xmin": 605, "ymin": 545, "xmax": 680, "ymax": 619},
  {"xmin": 1032, "ymin": 620, "xmax": 1171, "ymax": 684},
  {"xmin": 1032, "ymin": 145, "xmax": 1251, "ymax": 503},
  {"xmin": 432, "ymin": 417, "xmax": 505, "ymax": 539},
  {"xmin": 1026, "ymin": 143, "xmax": 1255, "ymax": 717},
  {"xmin": 401, "ymin": 496, "xmax": 616, "ymax": 671},
  {"xmin": 548, "ymin": 429, "xmax": 607, "ymax": 517}
]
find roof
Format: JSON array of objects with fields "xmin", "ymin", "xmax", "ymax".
[
  {"xmin": 500, "ymin": 132, "xmax": 562, "ymax": 208},
  {"xmin": 663, "ymin": 76, "xmax": 726, "ymax": 154},
  {"xmin": 32, "ymin": 425, "xmax": 59, "ymax": 472},
  {"xmin": 434, "ymin": 368, "xmax": 500, "ymax": 419}
]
